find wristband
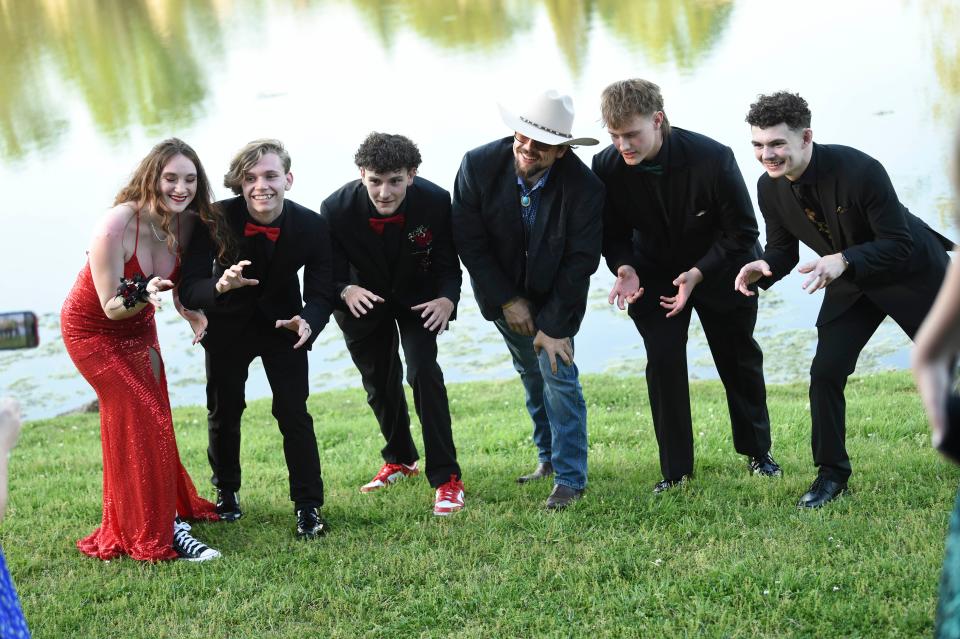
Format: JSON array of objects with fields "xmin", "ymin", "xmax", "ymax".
[{"xmin": 340, "ymin": 285, "xmax": 352, "ymax": 301}]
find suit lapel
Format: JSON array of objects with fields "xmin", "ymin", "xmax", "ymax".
[
  {"xmin": 496, "ymin": 158, "xmax": 525, "ymax": 256},
  {"xmin": 394, "ymin": 185, "xmax": 419, "ymax": 289},
  {"xmin": 814, "ymin": 147, "xmax": 844, "ymax": 251},
  {"xmin": 351, "ymin": 192, "xmax": 392, "ymax": 280},
  {"xmin": 776, "ymin": 182, "xmax": 833, "ymax": 256},
  {"xmin": 264, "ymin": 204, "xmax": 294, "ymax": 284},
  {"xmin": 528, "ymin": 172, "xmax": 557, "ymax": 252},
  {"xmin": 666, "ymin": 166, "xmax": 691, "ymax": 247}
]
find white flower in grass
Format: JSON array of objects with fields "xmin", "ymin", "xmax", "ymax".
[
  {"xmin": 832, "ymin": 586, "xmax": 840, "ymax": 592},
  {"xmin": 653, "ymin": 558, "xmax": 663, "ymax": 566},
  {"xmin": 763, "ymin": 589, "xmax": 770, "ymax": 595}
]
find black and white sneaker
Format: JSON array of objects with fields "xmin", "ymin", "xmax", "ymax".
[
  {"xmin": 173, "ymin": 519, "xmax": 221, "ymax": 562},
  {"xmin": 296, "ymin": 508, "xmax": 328, "ymax": 539},
  {"xmin": 215, "ymin": 489, "xmax": 242, "ymax": 522},
  {"xmin": 748, "ymin": 452, "xmax": 783, "ymax": 478}
]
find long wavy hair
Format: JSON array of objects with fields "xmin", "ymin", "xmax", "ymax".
[{"xmin": 115, "ymin": 138, "xmax": 235, "ymax": 262}]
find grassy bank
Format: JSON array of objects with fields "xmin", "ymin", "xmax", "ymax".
[{"xmin": 4, "ymin": 372, "xmax": 957, "ymax": 638}]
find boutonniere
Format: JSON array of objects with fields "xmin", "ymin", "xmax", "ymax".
[
  {"xmin": 407, "ymin": 225, "xmax": 433, "ymax": 249},
  {"xmin": 407, "ymin": 225, "xmax": 433, "ymax": 271}
]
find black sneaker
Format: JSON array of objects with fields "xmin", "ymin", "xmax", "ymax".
[
  {"xmin": 296, "ymin": 508, "xmax": 328, "ymax": 539},
  {"xmin": 173, "ymin": 519, "xmax": 221, "ymax": 562},
  {"xmin": 748, "ymin": 452, "xmax": 783, "ymax": 478},
  {"xmin": 216, "ymin": 489, "xmax": 242, "ymax": 522},
  {"xmin": 653, "ymin": 474, "xmax": 690, "ymax": 494}
]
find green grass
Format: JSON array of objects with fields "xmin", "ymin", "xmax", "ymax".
[{"xmin": 4, "ymin": 372, "xmax": 957, "ymax": 638}]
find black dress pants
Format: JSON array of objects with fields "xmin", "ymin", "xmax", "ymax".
[
  {"xmin": 344, "ymin": 313, "xmax": 460, "ymax": 488},
  {"xmin": 632, "ymin": 296, "xmax": 771, "ymax": 480},
  {"xmin": 809, "ymin": 295, "xmax": 935, "ymax": 482},
  {"xmin": 204, "ymin": 322, "xmax": 324, "ymax": 511}
]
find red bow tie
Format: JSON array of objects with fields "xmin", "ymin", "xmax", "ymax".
[
  {"xmin": 369, "ymin": 213, "xmax": 405, "ymax": 235},
  {"xmin": 244, "ymin": 221, "xmax": 281, "ymax": 242}
]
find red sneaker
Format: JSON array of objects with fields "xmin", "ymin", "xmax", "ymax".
[
  {"xmin": 360, "ymin": 462, "xmax": 419, "ymax": 493},
  {"xmin": 433, "ymin": 474, "xmax": 465, "ymax": 516}
]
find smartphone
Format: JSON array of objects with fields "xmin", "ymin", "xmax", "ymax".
[{"xmin": 0, "ymin": 312, "xmax": 39, "ymax": 350}]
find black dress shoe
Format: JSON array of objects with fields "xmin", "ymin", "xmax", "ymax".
[
  {"xmin": 517, "ymin": 461, "xmax": 554, "ymax": 484},
  {"xmin": 296, "ymin": 507, "xmax": 329, "ymax": 538},
  {"xmin": 748, "ymin": 452, "xmax": 783, "ymax": 477},
  {"xmin": 652, "ymin": 474, "xmax": 690, "ymax": 494},
  {"xmin": 545, "ymin": 484, "xmax": 584, "ymax": 510},
  {"xmin": 216, "ymin": 489, "xmax": 242, "ymax": 522},
  {"xmin": 797, "ymin": 477, "xmax": 848, "ymax": 509}
]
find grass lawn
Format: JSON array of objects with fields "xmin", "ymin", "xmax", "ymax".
[{"xmin": 4, "ymin": 371, "xmax": 957, "ymax": 638}]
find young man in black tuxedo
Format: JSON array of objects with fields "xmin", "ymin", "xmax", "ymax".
[
  {"xmin": 452, "ymin": 90, "xmax": 604, "ymax": 510},
  {"xmin": 320, "ymin": 132, "xmax": 465, "ymax": 516},
  {"xmin": 592, "ymin": 79, "xmax": 780, "ymax": 494},
  {"xmin": 737, "ymin": 92, "xmax": 953, "ymax": 508},
  {"xmin": 179, "ymin": 139, "xmax": 334, "ymax": 537}
]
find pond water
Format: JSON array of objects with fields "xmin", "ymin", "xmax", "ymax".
[{"xmin": 1, "ymin": 0, "xmax": 958, "ymax": 419}]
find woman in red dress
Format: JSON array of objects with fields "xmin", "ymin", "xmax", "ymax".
[{"xmin": 61, "ymin": 139, "xmax": 233, "ymax": 561}]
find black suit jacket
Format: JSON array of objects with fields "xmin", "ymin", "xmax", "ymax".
[
  {"xmin": 321, "ymin": 177, "xmax": 462, "ymax": 341},
  {"xmin": 592, "ymin": 127, "xmax": 762, "ymax": 316},
  {"xmin": 179, "ymin": 196, "xmax": 335, "ymax": 352},
  {"xmin": 757, "ymin": 143, "xmax": 953, "ymax": 326},
  {"xmin": 451, "ymin": 137, "xmax": 604, "ymax": 339}
]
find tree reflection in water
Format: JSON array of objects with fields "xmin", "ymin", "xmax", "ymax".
[
  {"xmin": 0, "ymin": 0, "xmax": 220, "ymax": 160},
  {"xmin": 0, "ymin": 0, "xmax": 736, "ymax": 161}
]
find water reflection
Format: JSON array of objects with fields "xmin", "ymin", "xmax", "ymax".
[
  {"xmin": 0, "ymin": 0, "xmax": 218, "ymax": 159},
  {"xmin": 921, "ymin": 0, "xmax": 960, "ymax": 118},
  {"xmin": 594, "ymin": 0, "xmax": 734, "ymax": 72},
  {"xmin": 349, "ymin": 0, "xmax": 535, "ymax": 52},
  {"xmin": 350, "ymin": 0, "xmax": 732, "ymax": 76},
  {"xmin": 0, "ymin": 0, "xmax": 739, "ymax": 161}
]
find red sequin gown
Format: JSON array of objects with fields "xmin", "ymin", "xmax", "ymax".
[{"xmin": 60, "ymin": 219, "xmax": 217, "ymax": 561}]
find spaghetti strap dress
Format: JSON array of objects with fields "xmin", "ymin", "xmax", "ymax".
[{"xmin": 60, "ymin": 213, "xmax": 218, "ymax": 561}]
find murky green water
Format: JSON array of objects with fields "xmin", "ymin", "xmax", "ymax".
[{"xmin": 2, "ymin": 0, "xmax": 958, "ymax": 418}]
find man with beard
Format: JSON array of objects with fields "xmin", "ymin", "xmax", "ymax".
[
  {"xmin": 451, "ymin": 90, "xmax": 604, "ymax": 510},
  {"xmin": 738, "ymin": 92, "xmax": 953, "ymax": 507}
]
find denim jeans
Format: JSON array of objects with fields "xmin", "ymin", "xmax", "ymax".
[{"xmin": 494, "ymin": 320, "xmax": 588, "ymax": 490}]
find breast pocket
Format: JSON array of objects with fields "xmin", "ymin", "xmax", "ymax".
[{"xmin": 685, "ymin": 207, "xmax": 713, "ymax": 233}]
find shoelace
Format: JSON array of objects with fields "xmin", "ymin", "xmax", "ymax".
[
  {"xmin": 174, "ymin": 525, "xmax": 208, "ymax": 556},
  {"xmin": 373, "ymin": 463, "xmax": 410, "ymax": 483},
  {"xmin": 809, "ymin": 476, "xmax": 826, "ymax": 493},
  {"xmin": 435, "ymin": 475, "xmax": 463, "ymax": 502}
]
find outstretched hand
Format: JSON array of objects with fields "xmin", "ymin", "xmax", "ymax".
[
  {"xmin": 608, "ymin": 265, "xmax": 643, "ymax": 310},
  {"xmin": 734, "ymin": 260, "xmax": 773, "ymax": 296},
  {"xmin": 145, "ymin": 276, "xmax": 175, "ymax": 309},
  {"xmin": 798, "ymin": 253, "xmax": 848, "ymax": 294},
  {"xmin": 181, "ymin": 308, "xmax": 208, "ymax": 345},
  {"xmin": 216, "ymin": 260, "xmax": 259, "ymax": 295},
  {"xmin": 275, "ymin": 315, "xmax": 313, "ymax": 349},
  {"xmin": 660, "ymin": 268, "xmax": 702, "ymax": 318},
  {"xmin": 412, "ymin": 297, "xmax": 454, "ymax": 334},
  {"xmin": 342, "ymin": 285, "xmax": 384, "ymax": 318}
]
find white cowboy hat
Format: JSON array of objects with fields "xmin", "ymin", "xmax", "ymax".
[{"xmin": 498, "ymin": 90, "xmax": 599, "ymax": 147}]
